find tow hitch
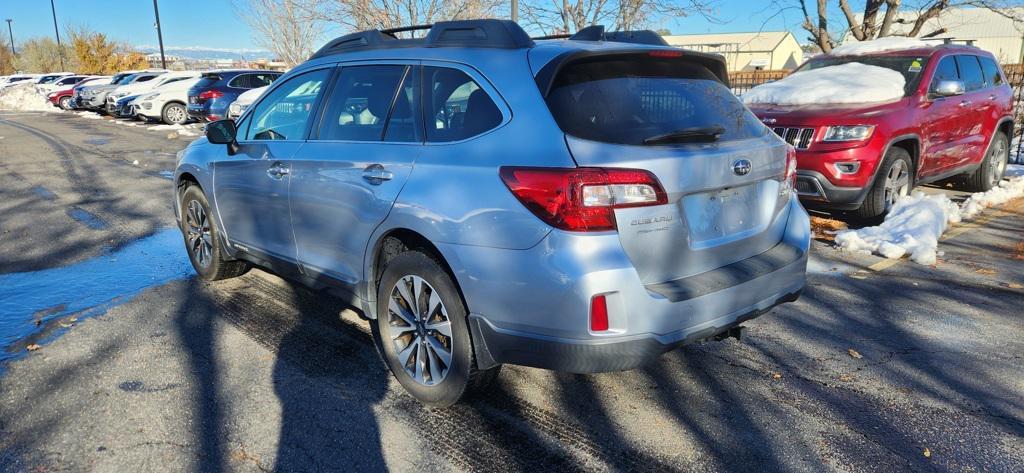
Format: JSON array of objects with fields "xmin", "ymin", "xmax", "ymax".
[{"xmin": 713, "ymin": 325, "xmax": 745, "ymax": 342}]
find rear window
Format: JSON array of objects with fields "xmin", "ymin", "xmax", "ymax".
[
  {"xmin": 545, "ymin": 56, "xmax": 763, "ymax": 145},
  {"xmin": 193, "ymin": 75, "xmax": 223, "ymax": 89}
]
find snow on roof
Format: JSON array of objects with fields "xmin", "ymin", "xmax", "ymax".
[
  {"xmin": 830, "ymin": 36, "xmax": 932, "ymax": 56},
  {"xmin": 741, "ymin": 62, "xmax": 905, "ymax": 106},
  {"xmin": 662, "ymin": 31, "xmax": 792, "ymax": 52}
]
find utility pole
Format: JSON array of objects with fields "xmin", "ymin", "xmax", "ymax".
[
  {"xmin": 49, "ymin": 0, "xmax": 65, "ymax": 70},
  {"xmin": 153, "ymin": 0, "xmax": 167, "ymax": 69},
  {"xmin": 5, "ymin": 19, "xmax": 14, "ymax": 57},
  {"xmin": 511, "ymin": 0, "xmax": 518, "ymax": 23}
]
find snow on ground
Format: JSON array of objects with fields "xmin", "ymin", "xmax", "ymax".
[
  {"xmin": 831, "ymin": 37, "xmax": 931, "ymax": 56},
  {"xmin": 836, "ymin": 173, "xmax": 1024, "ymax": 265},
  {"xmin": 742, "ymin": 63, "xmax": 905, "ymax": 106},
  {"xmin": 0, "ymin": 84, "xmax": 58, "ymax": 113},
  {"xmin": 147, "ymin": 124, "xmax": 200, "ymax": 137},
  {"xmin": 74, "ymin": 111, "xmax": 103, "ymax": 120}
]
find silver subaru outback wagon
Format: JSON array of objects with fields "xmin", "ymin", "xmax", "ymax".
[{"xmin": 174, "ymin": 20, "xmax": 810, "ymax": 407}]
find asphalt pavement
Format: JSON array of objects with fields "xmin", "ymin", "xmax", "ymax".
[{"xmin": 0, "ymin": 111, "xmax": 1021, "ymax": 472}]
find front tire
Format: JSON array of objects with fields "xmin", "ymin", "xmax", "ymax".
[
  {"xmin": 854, "ymin": 147, "xmax": 913, "ymax": 219},
  {"xmin": 959, "ymin": 132, "xmax": 1008, "ymax": 192},
  {"xmin": 179, "ymin": 185, "xmax": 250, "ymax": 281},
  {"xmin": 162, "ymin": 102, "xmax": 188, "ymax": 125},
  {"xmin": 372, "ymin": 251, "xmax": 499, "ymax": 407},
  {"xmin": 58, "ymin": 97, "xmax": 72, "ymax": 110}
]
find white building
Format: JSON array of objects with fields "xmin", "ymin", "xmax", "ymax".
[
  {"xmin": 662, "ymin": 31, "xmax": 805, "ymax": 71},
  {"xmin": 844, "ymin": 7, "xmax": 1024, "ymax": 63}
]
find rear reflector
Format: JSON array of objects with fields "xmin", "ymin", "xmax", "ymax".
[
  {"xmin": 590, "ymin": 294, "xmax": 609, "ymax": 332},
  {"xmin": 499, "ymin": 167, "xmax": 667, "ymax": 232}
]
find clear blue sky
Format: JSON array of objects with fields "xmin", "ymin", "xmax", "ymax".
[{"xmin": 1, "ymin": 0, "xmax": 810, "ymax": 51}]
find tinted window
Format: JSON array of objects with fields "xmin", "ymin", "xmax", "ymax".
[
  {"xmin": 135, "ymin": 75, "xmax": 157, "ymax": 83},
  {"xmin": 424, "ymin": 67, "xmax": 502, "ymax": 142},
  {"xmin": 979, "ymin": 56, "xmax": 1005, "ymax": 87},
  {"xmin": 192, "ymin": 75, "xmax": 222, "ymax": 89},
  {"xmin": 802, "ymin": 56, "xmax": 929, "ymax": 95},
  {"xmin": 317, "ymin": 65, "xmax": 407, "ymax": 142},
  {"xmin": 246, "ymin": 69, "xmax": 330, "ymax": 141},
  {"xmin": 930, "ymin": 56, "xmax": 960, "ymax": 91},
  {"xmin": 956, "ymin": 55, "xmax": 985, "ymax": 91},
  {"xmin": 229, "ymin": 73, "xmax": 279, "ymax": 89},
  {"xmin": 546, "ymin": 56, "xmax": 762, "ymax": 145}
]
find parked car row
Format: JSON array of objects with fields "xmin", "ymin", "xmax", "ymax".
[{"xmin": 0, "ymin": 68, "xmax": 281, "ymax": 126}]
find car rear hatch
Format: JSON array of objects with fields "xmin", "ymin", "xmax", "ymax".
[
  {"xmin": 538, "ymin": 50, "xmax": 795, "ymax": 285},
  {"xmin": 189, "ymin": 73, "xmax": 223, "ymax": 105}
]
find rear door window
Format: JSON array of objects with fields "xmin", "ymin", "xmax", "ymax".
[
  {"xmin": 979, "ymin": 56, "xmax": 1005, "ymax": 87},
  {"xmin": 316, "ymin": 65, "xmax": 408, "ymax": 142},
  {"xmin": 545, "ymin": 55, "xmax": 762, "ymax": 145},
  {"xmin": 424, "ymin": 67, "xmax": 503, "ymax": 142},
  {"xmin": 956, "ymin": 55, "xmax": 985, "ymax": 91},
  {"xmin": 245, "ymin": 69, "xmax": 331, "ymax": 141}
]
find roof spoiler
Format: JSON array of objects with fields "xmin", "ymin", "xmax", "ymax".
[
  {"xmin": 532, "ymin": 25, "xmax": 669, "ymax": 47},
  {"xmin": 534, "ymin": 49, "xmax": 730, "ymax": 97},
  {"xmin": 309, "ymin": 19, "xmax": 535, "ymax": 59}
]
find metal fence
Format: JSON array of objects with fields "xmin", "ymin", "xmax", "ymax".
[{"xmin": 731, "ymin": 65, "xmax": 1024, "ymax": 164}]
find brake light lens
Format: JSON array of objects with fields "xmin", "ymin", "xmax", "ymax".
[
  {"xmin": 499, "ymin": 167, "xmax": 667, "ymax": 232},
  {"xmin": 590, "ymin": 294, "xmax": 609, "ymax": 332},
  {"xmin": 648, "ymin": 50, "xmax": 684, "ymax": 58},
  {"xmin": 781, "ymin": 145, "xmax": 797, "ymax": 197},
  {"xmin": 198, "ymin": 89, "xmax": 223, "ymax": 100}
]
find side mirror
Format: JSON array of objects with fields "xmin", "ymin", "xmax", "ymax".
[
  {"xmin": 205, "ymin": 119, "xmax": 239, "ymax": 155},
  {"xmin": 932, "ymin": 80, "xmax": 965, "ymax": 98}
]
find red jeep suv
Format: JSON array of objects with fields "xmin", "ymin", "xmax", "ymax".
[{"xmin": 748, "ymin": 44, "xmax": 1013, "ymax": 217}]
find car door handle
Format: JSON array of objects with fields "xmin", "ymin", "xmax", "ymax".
[
  {"xmin": 267, "ymin": 162, "xmax": 290, "ymax": 180},
  {"xmin": 988, "ymin": 94, "xmax": 997, "ymax": 101},
  {"xmin": 958, "ymin": 100, "xmax": 972, "ymax": 107},
  {"xmin": 362, "ymin": 164, "xmax": 393, "ymax": 184}
]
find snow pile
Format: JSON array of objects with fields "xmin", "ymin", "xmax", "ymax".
[
  {"xmin": 74, "ymin": 111, "xmax": 103, "ymax": 120},
  {"xmin": 0, "ymin": 83, "xmax": 58, "ymax": 112},
  {"xmin": 836, "ymin": 174, "xmax": 1024, "ymax": 265},
  {"xmin": 148, "ymin": 124, "xmax": 199, "ymax": 137},
  {"xmin": 831, "ymin": 37, "xmax": 931, "ymax": 56},
  {"xmin": 742, "ymin": 63, "xmax": 905, "ymax": 106}
]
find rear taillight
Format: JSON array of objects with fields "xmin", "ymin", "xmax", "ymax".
[
  {"xmin": 590, "ymin": 294, "xmax": 609, "ymax": 332},
  {"xmin": 781, "ymin": 145, "xmax": 797, "ymax": 197},
  {"xmin": 499, "ymin": 167, "xmax": 667, "ymax": 232},
  {"xmin": 198, "ymin": 90, "xmax": 223, "ymax": 100}
]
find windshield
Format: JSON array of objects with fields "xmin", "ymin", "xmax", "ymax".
[
  {"xmin": 799, "ymin": 56, "xmax": 928, "ymax": 96},
  {"xmin": 117, "ymin": 74, "xmax": 139, "ymax": 85},
  {"xmin": 545, "ymin": 55, "xmax": 763, "ymax": 146}
]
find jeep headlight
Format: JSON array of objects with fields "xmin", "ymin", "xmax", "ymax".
[{"xmin": 823, "ymin": 125, "xmax": 874, "ymax": 142}]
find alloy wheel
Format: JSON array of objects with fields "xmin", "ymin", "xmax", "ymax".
[
  {"xmin": 989, "ymin": 138, "xmax": 1007, "ymax": 187},
  {"xmin": 883, "ymin": 159, "xmax": 910, "ymax": 211},
  {"xmin": 185, "ymin": 200, "xmax": 213, "ymax": 268},
  {"xmin": 387, "ymin": 275, "xmax": 453, "ymax": 386},
  {"xmin": 167, "ymin": 105, "xmax": 187, "ymax": 125}
]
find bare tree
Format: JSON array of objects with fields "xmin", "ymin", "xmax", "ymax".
[
  {"xmin": 315, "ymin": 0, "xmax": 504, "ymax": 32},
  {"xmin": 236, "ymin": 0, "xmax": 328, "ymax": 67},
  {"xmin": 520, "ymin": 0, "xmax": 717, "ymax": 35},
  {"xmin": 797, "ymin": 0, "xmax": 1024, "ymax": 53}
]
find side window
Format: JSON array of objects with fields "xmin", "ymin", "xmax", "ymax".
[
  {"xmin": 424, "ymin": 66, "xmax": 502, "ymax": 142},
  {"xmin": 245, "ymin": 69, "xmax": 331, "ymax": 141},
  {"xmin": 930, "ymin": 56, "xmax": 959, "ymax": 92},
  {"xmin": 250, "ymin": 74, "xmax": 278, "ymax": 88},
  {"xmin": 136, "ymin": 75, "xmax": 157, "ymax": 83},
  {"xmin": 316, "ymin": 65, "xmax": 407, "ymax": 142},
  {"xmin": 979, "ymin": 56, "xmax": 1005, "ymax": 87},
  {"xmin": 956, "ymin": 55, "xmax": 985, "ymax": 91},
  {"xmin": 229, "ymin": 74, "xmax": 252, "ymax": 89}
]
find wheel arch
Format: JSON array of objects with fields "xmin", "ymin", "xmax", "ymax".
[
  {"xmin": 884, "ymin": 135, "xmax": 921, "ymax": 180},
  {"xmin": 366, "ymin": 228, "xmax": 464, "ymax": 320}
]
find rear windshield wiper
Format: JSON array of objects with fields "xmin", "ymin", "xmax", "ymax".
[{"xmin": 642, "ymin": 125, "xmax": 725, "ymax": 145}]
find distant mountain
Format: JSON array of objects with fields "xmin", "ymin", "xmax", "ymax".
[{"xmin": 134, "ymin": 45, "xmax": 274, "ymax": 61}]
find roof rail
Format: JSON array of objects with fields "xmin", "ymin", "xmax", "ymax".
[
  {"xmin": 309, "ymin": 19, "xmax": 534, "ymax": 59},
  {"xmin": 531, "ymin": 24, "xmax": 669, "ymax": 46}
]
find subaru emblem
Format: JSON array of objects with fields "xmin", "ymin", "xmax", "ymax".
[{"xmin": 733, "ymin": 159, "xmax": 752, "ymax": 176}]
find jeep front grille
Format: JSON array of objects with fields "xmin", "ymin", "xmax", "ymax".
[{"xmin": 772, "ymin": 127, "xmax": 815, "ymax": 149}]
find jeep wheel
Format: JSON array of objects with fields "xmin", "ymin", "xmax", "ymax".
[
  {"xmin": 372, "ymin": 250, "xmax": 499, "ymax": 407},
  {"xmin": 179, "ymin": 185, "xmax": 250, "ymax": 281},
  {"xmin": 162, "ymin": 102, "xmax": 188, "ymax": 125},
  {"xmin": 960, "ymin": 132, "xmax": 1008, "ymax": 193},
  {"xmin": 854, "ymin": 147, "xmax": 913, "ymax": 219}
]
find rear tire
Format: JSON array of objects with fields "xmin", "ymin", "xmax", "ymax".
[
  {"xmin": 162, "ymin": 102, "xmax": 188, "ymax": 125},
  {"xmin": 372, "ymin": 250, "xmax": 500, "ymax": 407},
  {"xmin": 959, "ymin": 132, "xmax": 1008, "ymax": 192},
  {"xmin": 853, "ymin": 147, "xmax": 913, "ymax": 219},
  {"xmin": 179, "ymin": 185, "xmax": 250, "ymax": 281}
]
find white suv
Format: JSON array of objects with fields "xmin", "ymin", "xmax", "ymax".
[{"xmin": 132, "ymin": 72, "xmax": 203, "ymax": 124}]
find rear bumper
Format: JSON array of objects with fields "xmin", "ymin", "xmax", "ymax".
[{"xmin": 441, "ymin": 195, "xmax": 811, "ymax": 373}]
